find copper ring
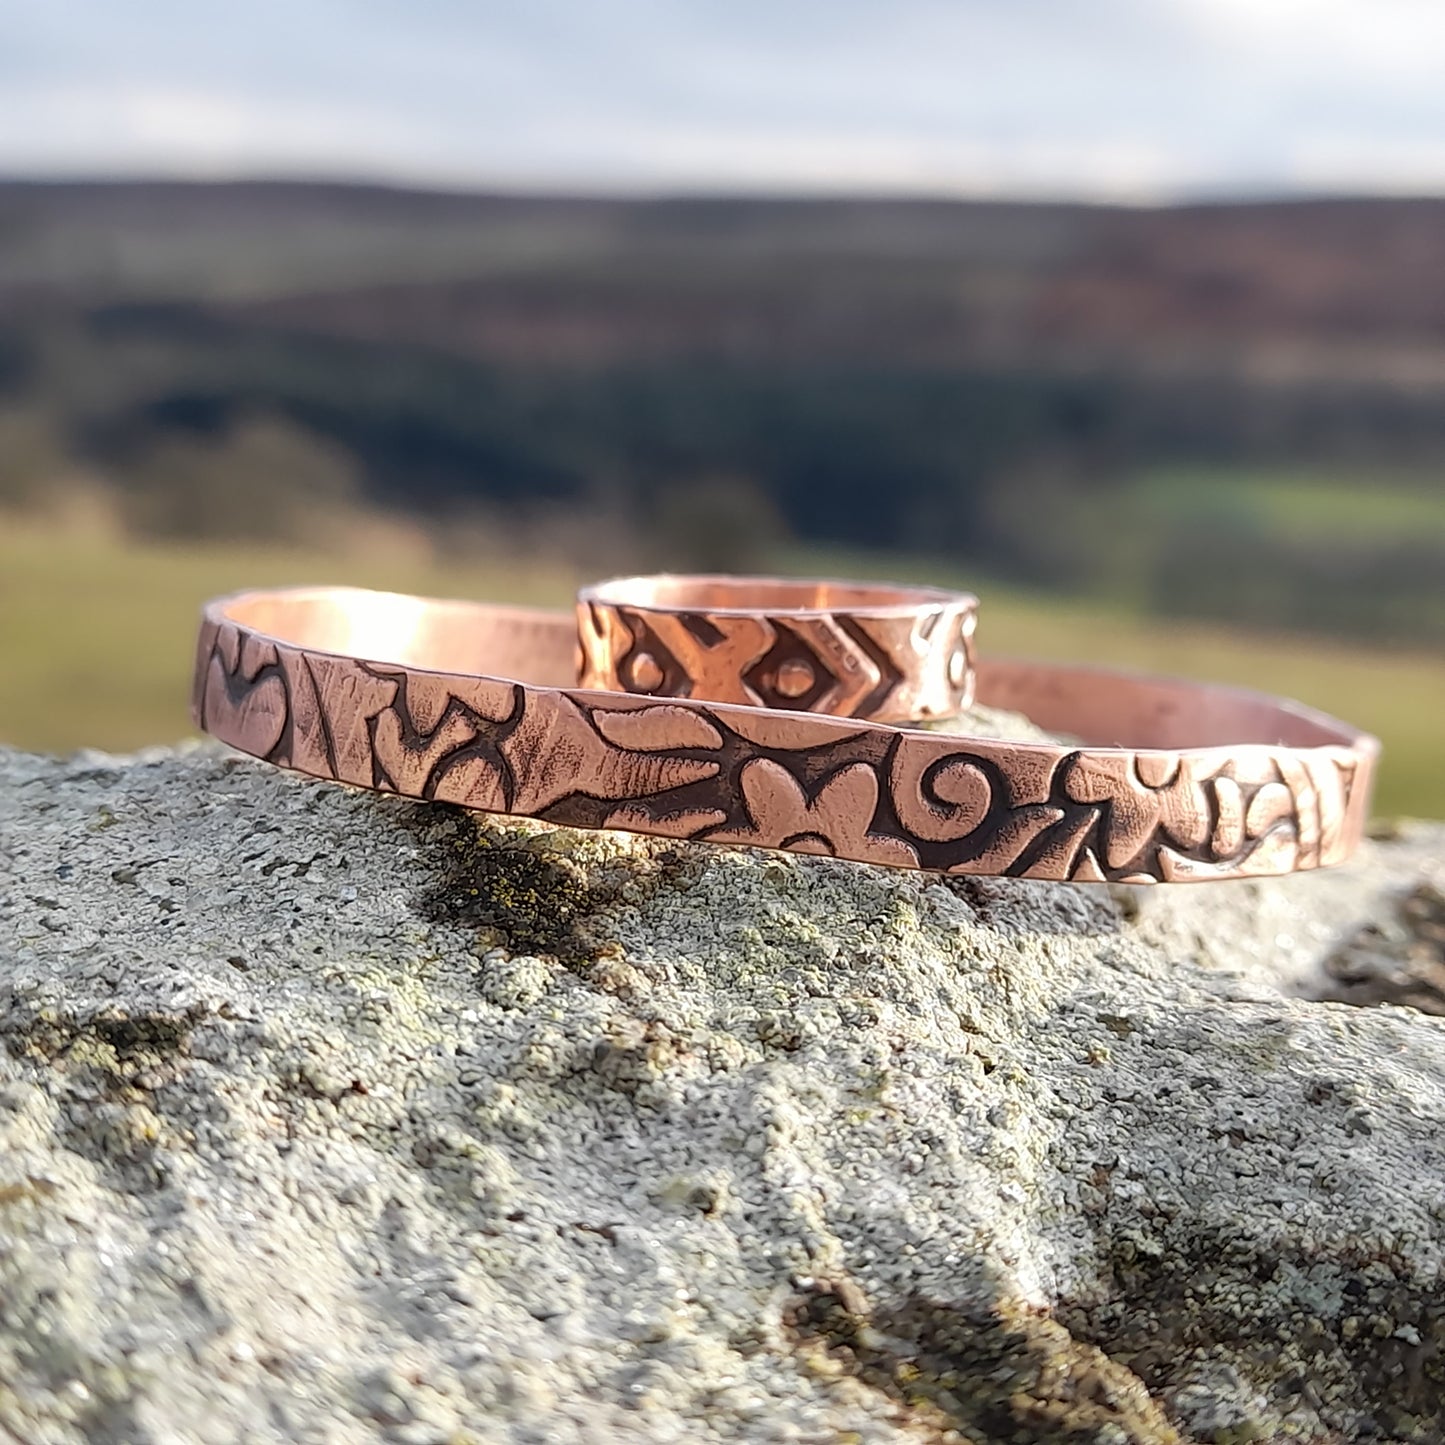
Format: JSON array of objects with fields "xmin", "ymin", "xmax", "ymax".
[
  {"xmin": 192, "ymin": 583, "xmax": 1377, "ymax": 884},
  {"xmin": 577, "ymin": 573, "xmax": 978, "ymax": 722}
]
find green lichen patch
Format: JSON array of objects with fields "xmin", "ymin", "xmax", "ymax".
[
  {"xmin": 406, "ymin": 805, "xmax": 696, "ymax": 969},
  {"xmin": 1058, "ymin": 1232, "xmax": 1445, "ymax": 1442},
  {"xmin": 1319, "ymin": 879, "xmax": 1445, "ymax": 1014},
  {"xmin": 1, "ymin": 1005, "xmax": 200, "ymax": 1096},
  {"xmin": 787, "ymin": 1277, "xmax": 1182, "ymax": 1444},
  {"xmin": 0, "ymin": 1005, "xmax": 204, "ymax": 1193}
]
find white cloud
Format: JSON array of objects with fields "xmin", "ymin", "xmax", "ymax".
[{"xmin": 0, "ymin": 0, "xmax": 1441, "ymax": 196}]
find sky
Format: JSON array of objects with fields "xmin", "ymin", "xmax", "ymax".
[{"xmin": 2, "ymin": 0, "xmax": 1445, "ymax": 199}]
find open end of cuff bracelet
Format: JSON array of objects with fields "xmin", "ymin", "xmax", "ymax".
[
  {"xmin": 577, "ymin": 572, "xmax": 980, "ymax": 721},
  {"xmin": 193, "ymin": 583, "xmax": 1378, "ymax": 885}
]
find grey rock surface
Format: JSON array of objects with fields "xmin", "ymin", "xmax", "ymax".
[{"xmin": 1, "ymin": 740, "xmax": 1443, "ymax": 1445}]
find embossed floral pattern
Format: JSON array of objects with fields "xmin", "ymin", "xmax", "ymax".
[{"xmin": 196, "ymin": 613, "xmax": 1370, "ymax": 884}]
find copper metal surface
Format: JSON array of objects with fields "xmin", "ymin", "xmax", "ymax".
[
  {"xmin": 193, "ymin": 585, "xmax": 1377, "ymax": 884},
  {"xmin": 577, "ymin": 574, "xmax": 978, "ymax": 722}
]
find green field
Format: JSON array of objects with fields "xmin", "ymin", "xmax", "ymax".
[
  {"xmin": 1, "ymin": 524, "xmax": 1440, "ymax": 818},
  {"xmin": 1137, "ymin": 468, "xmax": 1445, "ymax": 541}
]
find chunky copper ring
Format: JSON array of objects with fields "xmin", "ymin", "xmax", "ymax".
[
  {"xmin": 193, "ymin": 585, "xmax": 1378, "ymax": 884},
  {"xmin": 577, "ymin": 574, "xmax": 978, "ymax": 722}
]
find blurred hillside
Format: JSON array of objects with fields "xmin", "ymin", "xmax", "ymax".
[{"xmin": 2, "ymin": 180, "xmax": 1443, "ymax": 643}]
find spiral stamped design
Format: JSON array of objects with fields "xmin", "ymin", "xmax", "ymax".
[{"xmin": 195, "ymin": 604, "xmax": 1372, "ymax": 885}]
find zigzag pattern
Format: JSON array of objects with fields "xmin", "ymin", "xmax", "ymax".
[{"xmin": 577, "ymin": 599, "xmax": 977, "ymax": 722}]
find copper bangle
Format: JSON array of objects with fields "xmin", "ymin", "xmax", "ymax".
[
  {"xmin": 193, "ymin": 585, "xmax": 1378, "ymax": 884},
  {"xmin": 577, "ymin": 574, "xmax": 978, "ymax": 722}
]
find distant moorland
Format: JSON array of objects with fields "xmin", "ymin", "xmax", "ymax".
[{"xmin": 1, "ymin": 180, "xmax": 1443, "ymax": 645}]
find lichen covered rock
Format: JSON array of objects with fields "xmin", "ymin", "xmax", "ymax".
[{"xmin": 1, "ymin": 742, "xmax": 1443, "ymax": 1444}]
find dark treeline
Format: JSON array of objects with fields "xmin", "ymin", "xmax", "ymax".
[{"xmin": 1, "ymin": 181, "xmax": 1443, "ymax": 641}]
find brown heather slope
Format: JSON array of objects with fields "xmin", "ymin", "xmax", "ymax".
[
  {"xmin": 3, "ymin": 183, "xmax": 1445, "ymax": 377},
  {"xmin": 223, "ymin": 194, "xmax": 1445, "ymax": 377}
]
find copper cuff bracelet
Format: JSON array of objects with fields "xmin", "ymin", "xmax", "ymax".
[
  {"xmin": 577, "ymin": 574, "xmax": 978, "ymax": 723},
  {"xmin": 193, "ymin": 582, "xmax": 1378, "ymax": 884}
]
